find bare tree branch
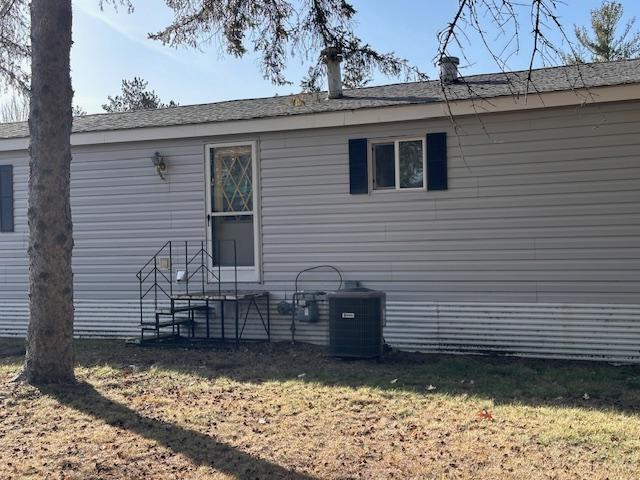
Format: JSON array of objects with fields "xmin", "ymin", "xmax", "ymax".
[{"xmin": 0, "ymin": 0, "xmax": 29, "ymax": 92}]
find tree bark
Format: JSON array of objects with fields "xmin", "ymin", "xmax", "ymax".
[{"xmin": 22, "ymin": 0, "xmax": 75, "ymax": 384}]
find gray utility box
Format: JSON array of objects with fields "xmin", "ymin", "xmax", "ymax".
[{"xmin": 328, "ymin": 288, "xmax": 386, "ymax": 359}]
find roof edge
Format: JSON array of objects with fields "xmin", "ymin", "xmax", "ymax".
[{"xmin": 1, "ymin": 83, "xmax": 639, "ymax": 152}]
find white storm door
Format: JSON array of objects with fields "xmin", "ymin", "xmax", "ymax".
[{"xmin": 205, "ymin": 141, "xmax": 259, "ymax": 282}]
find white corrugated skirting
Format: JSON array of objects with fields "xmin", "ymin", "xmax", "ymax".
[
  {"xmin": 1, "ymin": 299, "xmax": 640, "ymax": 362},
  {"xmin": 384, "ymin": 301, "xmax": 640, "ymax": 362},
  {"xmin": 0, "ymin": 300, "xmax": 140, "ymax": 338}
]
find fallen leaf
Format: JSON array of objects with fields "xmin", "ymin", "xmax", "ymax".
[
  {"xmin": 297, "ymin": 373, "xmax": 306, "ymax": 378},
  {"xmin": 583, "ymin": 393, "xmax": 590, "ymax": 400},
  {"xmin": 426, "ymin": 385, "xmax": 437, "ymax": 391},
  {"xmin": 477, "ymin": 409, "xmax": 493, "ymax": 420},
  {"xmin": 390, "ymin": 378, "xmax": 398, "ymax": 384}
]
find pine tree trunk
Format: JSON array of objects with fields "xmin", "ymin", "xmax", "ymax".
[{"xmin": 22, "ymin": 0, "xmax": 75, "ymax": 384}]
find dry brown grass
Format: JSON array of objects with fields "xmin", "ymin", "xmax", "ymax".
[{"xmin": 1, "ymin": 339, "xmax": 640, "ymax": 479}]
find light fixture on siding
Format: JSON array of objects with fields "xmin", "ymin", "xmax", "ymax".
[{"xmin": 152, "ymin": 151, "xmax": 167, "ymax": 180}]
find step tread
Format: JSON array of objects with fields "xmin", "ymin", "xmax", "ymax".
[
  {"xmin": 155, "ymin": 305, "xmax": 209, "ymax": 315},
  {"xmin": 142, "ymin": 318, "xmax": 194, "ymax": 329}
]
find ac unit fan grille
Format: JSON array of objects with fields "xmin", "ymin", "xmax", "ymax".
[{"xmin": 329, "ymin": 295, "xmax": 383, "ymax": 358}]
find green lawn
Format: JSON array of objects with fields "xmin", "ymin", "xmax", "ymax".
[{"xmin": 1, "ymin": 338, "xmax": 639, "ymax": 479}]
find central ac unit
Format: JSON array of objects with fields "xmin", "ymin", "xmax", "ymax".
[{"xmin": 328, "ymin": 288, "xmax": 385, "ymax": 359}]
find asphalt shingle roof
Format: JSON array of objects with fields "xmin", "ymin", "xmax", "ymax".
[{"xmin": 2, "ymin": 59, "xmax": 639, "ymax": 140}]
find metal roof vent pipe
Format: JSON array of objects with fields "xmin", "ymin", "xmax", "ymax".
[
  {"xmin": 438, "ymin": 56, "xmax": 460, "ymax": 83},
  {"xmin": 322, "ymin": 46, "xmax": 344, "ymax": 99}
]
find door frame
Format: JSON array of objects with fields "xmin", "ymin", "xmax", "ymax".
[{"xmin": 204, "ymin": 140, "xmax": 261, "ymax": 283}]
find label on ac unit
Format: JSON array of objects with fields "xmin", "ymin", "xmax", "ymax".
[{"xmin": 341, "ymin": 312, "xmax": 355, "ymax": 319}]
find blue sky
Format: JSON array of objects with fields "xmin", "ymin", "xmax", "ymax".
[{"xmin": 71, "ymin": 0, "xmax": 640, "ymax": 113}]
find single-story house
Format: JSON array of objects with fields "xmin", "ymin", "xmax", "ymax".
[{"xmin": 1, "ymin": 58, "xmax": 640, "ymax": 362}]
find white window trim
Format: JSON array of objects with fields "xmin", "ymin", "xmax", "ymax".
[
  {"xmin": 369, "ymin": 137, "xmax": 426, "ymax": 192},
  {"xmin": 204, "ymin": 140, "xmax": 261, "ymax": 283}
]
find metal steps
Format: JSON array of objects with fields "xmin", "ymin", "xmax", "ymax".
[
  {"xmin": 136, "ymin": 240, "xmax": 238, "ymax": 345},
  {"xmin": 155, "ymin": 305, "xmax": 208, "ymax": 315},
  {"xmin": 140, "ymin": 301, "xmax": 208, "ymax": 344},
  {"xmin": 141, "ymin": 317, "xmax": 194, "ymax": 329}
]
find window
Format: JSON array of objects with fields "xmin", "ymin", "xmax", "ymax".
[
  {"xmin": 370, "ymin": 138, "xmax": 425, "ymax": 190},
  {"xmin": 372, "ymin": 143, "xmax": 395, "ymax": 189},
  {"xmin": 0, "ymin": 165, "xmax": 13, "ymax": 233},
  {"xmin": 205, "ymin": 142, "xmax": 260, "ymax": 282}
]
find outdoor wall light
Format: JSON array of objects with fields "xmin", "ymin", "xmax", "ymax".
[{"xmin": 152, "ymin": 151, "xmax": 167, "ymax": 180}]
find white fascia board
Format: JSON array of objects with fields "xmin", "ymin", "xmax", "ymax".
[
  {"xmin": 0, "ymin": 137, "xmax": 29, "ymax": 152},
  {"xmin": 1, "ymin": 83, "xmax": 639, "ymax": 152}
]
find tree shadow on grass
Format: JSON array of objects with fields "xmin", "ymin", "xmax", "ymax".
[
  {"xmin": 2, "ymin": 338, "xmax": 639, "ymax": 416},
  {"xmin": 39, "ymin": 382, "xmax": 317, "ymax": 480},
  {"xmin": 77, "ymin": 341, "xmax": 640, "ymax": 416}
]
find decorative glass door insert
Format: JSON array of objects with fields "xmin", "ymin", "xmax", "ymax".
[{"xmin": 207, "ymin": 144, "xmax": 257, "ymax": 274}]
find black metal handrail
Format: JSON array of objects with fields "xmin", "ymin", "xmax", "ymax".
[
  {"xmin": 136, "ymin": 239, "xmax": 239, "ymax": 328},
  {"xmin": 136, "ymin": 240, "xmax": 171, "ymax": 277},
  {"xmin": 137, "ymin": 242, "xmax": 173, "ymax": 328}
]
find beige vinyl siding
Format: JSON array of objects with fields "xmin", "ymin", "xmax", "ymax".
[{"xmin": 1, "ymin": 99, "xmax": 640, "ymax": 360}]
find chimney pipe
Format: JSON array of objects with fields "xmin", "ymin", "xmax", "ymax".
[
  {"xmin": 322, "ymin": 46, "xmax": 343, "ymax": 99},
  {"xmin": 438, "ymin": 56, "xmax": 459, "ymax": 83}
]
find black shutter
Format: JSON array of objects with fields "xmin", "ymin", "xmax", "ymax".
[
  {"xmin": 348, "ymin": 138, "xmax": 368, "ymax": 194},
  {"xmin": 0, "ymin": 165, "xmax": 14, "ymax": 232},
  {"xmin": 426, "ymin": 132, "xmax": 448, "ymax": 191}
]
